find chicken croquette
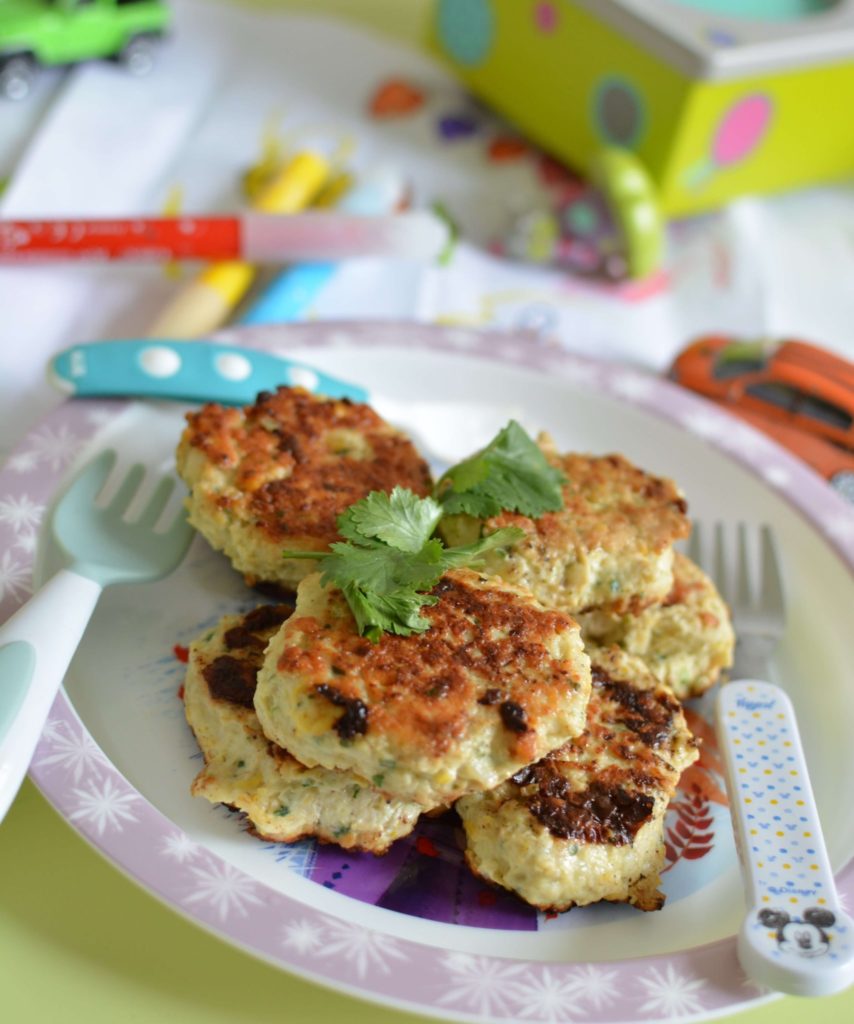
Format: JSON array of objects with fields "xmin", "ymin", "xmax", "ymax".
[
  {"xmin": 254, "ymin": 568, "xmax": 592, "ymax": 809},
  {"xmin": 456, "ymin": 646, "xmax": 698, "ymax": 912},
  {"xmin": 183, "ymin": 604, "xmax": 422, "ymax": 853},
  {"xmin": 176, "ymin": 387, "xmax": 432, "ymax": 589},
  {"xmin": 578, "ymin": 552, "xmax": 734, "ymax": 699},
  {"xmin": 441, "ymin": 440, "xmax": 690, "ymax": 616}
]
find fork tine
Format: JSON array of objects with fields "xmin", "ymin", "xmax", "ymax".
[
  {"xmin": 105, "ymin": 463, "xmax": 146, "ymax": 514},
  {"xmin": 135, "ymin": 476, "xmax": 177, "ymax": 530},
  {"xmin": 162, "ymin": 508, "xmax": 194, "ymax": 553},
  {"xmin": 759, "ymin": 524, "xmax": 785, "ymax": 618},
  {"xmin": 736, "ymin": 522, "xmax": 753, "ymax": 608},
  {"xmin": 65, "ymin": 450, "xmax": 117, "ymax": 506},
  {"xmin": 714, "ymin": 522, "xmax": 729, "ymax": 603}
]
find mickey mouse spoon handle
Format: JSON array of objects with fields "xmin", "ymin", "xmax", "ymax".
[{"xmin": 717, "ymin": 681, "xmax": 854, "ymax": 996}]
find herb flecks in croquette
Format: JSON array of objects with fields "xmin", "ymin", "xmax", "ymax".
[
  {"xmin": 257, "ymin": 568, "xmax": 592, "ymax": 808},
  {"xmin": 176, "ymin": 386, "xmax": 432, "ymax": 591},
  {"xmin": 578, "ymin": 552, "xmax": 734, "ymax": 700},
  {"xmin": 459, "ymin": 646, "xmax": 698, "ymax": 912},
  {"xmin": 452, "ymin": 444, "xmax": 692, "ymax": 618},
  {"xmin": 185, "ymin": 605, "xmax": 424, "ymax": 852}
]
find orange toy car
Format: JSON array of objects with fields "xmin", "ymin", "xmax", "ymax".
[{"xmin": 669, "ymin": 336, "xmax": 854, "ymax": 503}]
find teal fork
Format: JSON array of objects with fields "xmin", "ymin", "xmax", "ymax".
[{"xmin": 0, "ymin": 450, "xmax": 193, "ymax": 822}]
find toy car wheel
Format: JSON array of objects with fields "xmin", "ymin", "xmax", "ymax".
[
  {"xmin": 0, "ymin": 55, "xmax": 36, "ymax": 102},
  {"xmin": 830, "ymin": 470, "xmax": 854, "ymax": 505},
  {"xmin": 117, "ymin": 35, "xmax": 158, "ymax": 77}
]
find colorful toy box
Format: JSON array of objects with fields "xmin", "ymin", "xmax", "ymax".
[{"xmin": 431, "ymin": 0, "xmax": 854, "ymax": 216}]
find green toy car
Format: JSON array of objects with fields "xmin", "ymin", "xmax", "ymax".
[{"xmin": 0, "ymin": 0, "xmax": 170, "ymax": 100}]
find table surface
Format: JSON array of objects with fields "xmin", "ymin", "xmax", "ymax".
[
  {"xmin": 2, "ymin": 2, "xmax": 853, "ymax": 1022},
  {"xmin": 2, "ymin": 775, "xmax": 852, "ymax": 1024}
]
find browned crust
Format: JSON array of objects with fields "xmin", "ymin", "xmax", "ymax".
[
  {"xmin": 458, "ymin": 652, "xmax": 691, "ymax": 913},
  {"xmin": 276, "ymin": 570, "xmax": 589, "ymax": 763},
  {"xmin": 486, "ymin": 451, "xmax": 690, "ymax": 567},
  {"xmin": 200, "ymin": 603, "xmax": 293, "ymax": 709},
  {"xmin": 179, "ymin": 386, "xmax": 432, "ymax": 545},
  {"xmin": 506, "ymin": 649, "xmax": 694, "ymax": 848}
]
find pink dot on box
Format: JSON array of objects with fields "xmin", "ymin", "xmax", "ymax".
[
  {"xmin": 535, "ymin": 2, "xmax": 558, "ymax": 33},
  {"xmin": 713, "ymin": 94, "xmax": 773, "ymax": 166}
]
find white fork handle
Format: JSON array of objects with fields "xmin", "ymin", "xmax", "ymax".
[
  {"xmin": 717, "ymin": 680, "xmax": 854, "ymax": 996},
  {"xmin": 0, "ymin": 568, "xmax": 103, "ymax": 823}
]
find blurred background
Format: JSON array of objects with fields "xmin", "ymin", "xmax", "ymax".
[{"xmin": 2, "ymin": 0, "xmax": 853, "ymax": 494}]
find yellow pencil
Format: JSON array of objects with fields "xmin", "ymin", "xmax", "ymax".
[{"xmin": 147, "ymin": 151, "xmax": 330, "ymax": 339}]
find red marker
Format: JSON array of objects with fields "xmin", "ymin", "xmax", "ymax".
[{"xmin": 0, "ymin": 211, "xmax": 449, "ymax": 265}]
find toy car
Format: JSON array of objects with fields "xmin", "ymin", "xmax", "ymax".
[
  {"xmin": 0, "ymin": 0, "xmax": 170, "ymax": 101},
  {"xmin": 670, "ymin": 336, "xmax": 854, "ymax": 503}
]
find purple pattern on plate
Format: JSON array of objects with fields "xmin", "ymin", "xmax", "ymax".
[
  {"xmin": 373, "ymin": 813, "xmax": 537, "ymax": 930},
  {"xmin": 3, "ymin": 323, "xmax": 853, "ymax": 1023},
  {"xmin": 310, "ymin": 835, "xmax": 412, "ymax": 905},
  {"xmin": 306, "ymin": 810, "xmax": 537, "ymax": 929}
]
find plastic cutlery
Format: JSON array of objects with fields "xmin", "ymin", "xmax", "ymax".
[
  {"xmin": 50, "ymin": 339, "xmax": 522, "ymax": 466},
  {"xmin": 692, "ymin": 522, "xmax": 854, "ymax": 996},
  {"xmin": 0, "ymin": 451, "xmax": 193, "ymax": 823},
  {"xmin": 717, "ymin": 681, "xmax": 854, "ymax": 996}
]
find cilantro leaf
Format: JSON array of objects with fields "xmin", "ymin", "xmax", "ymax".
[
  {"xmin": 436, "ymin": 527, "xmax": 526, "ymax": 570},
  {"xmin": 321, "ymin": 538, "xmax": 446, "ymax": 596},
  {"xmin": 436, "ymin": 420, "xmax": 566, "ymax": 519},
  {"xmin": 338, "ymin": 486, "xmax": 443, "ymax": 553},
  {"xmin": 343, "ymin": 583, "xmax": 437, "ymax": 642},
  {"xmin": 282, "ymin": 489, "xmax": 524, "ymax": 642}
]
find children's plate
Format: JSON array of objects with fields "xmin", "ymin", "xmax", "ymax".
[{"xmin": 3, "ymin": 323, "xmax": 853, "ymax": 1023}]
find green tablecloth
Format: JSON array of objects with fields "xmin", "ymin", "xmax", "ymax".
[
  {"xmin": 2, "ymin": 3, "xmax": 852, "ymax": 1021},
  {"xmin": 4, "ymin": 779, "xmax": 853, "ymax": 1022}
]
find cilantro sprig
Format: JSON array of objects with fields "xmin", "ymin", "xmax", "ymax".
[
  {"xmin": 282, "ymin": 487, "xmax": 523, "ymax": 642},
  {"xmin": 281, "ymin": 423, "xmax": 564, "ymax": 642},
  {"xmin": 435, "ymin": 420, "xmax": 566, "ymax": 519}
]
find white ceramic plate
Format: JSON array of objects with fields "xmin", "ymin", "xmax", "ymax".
[{"xmin": 3, "ymin": 323, "xmax": 853, "ymax": 1023}]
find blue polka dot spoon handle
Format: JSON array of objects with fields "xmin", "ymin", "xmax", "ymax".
[
  {"xmin": 50, "ymin": 339, "xmax": 370, "ymax": 406},
  {"xmin": 717, "ymin": 680, "xmax": 854, "ymax": 996},
  {"xmin": 48, "ymin": 339, "xmax": 523, "ymax": 468}
]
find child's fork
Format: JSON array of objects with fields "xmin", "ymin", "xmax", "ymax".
[
  {"xmin": 689, "ymin": 522, "xmax": 854, "ymax": 996},
  {"xmin": 0, "ymin": 450, "xmax": 193, "ymax": 823}
]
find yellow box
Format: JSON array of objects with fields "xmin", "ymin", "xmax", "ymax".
[{"xmin": 431, "ymin": 0, "xmax": 854, "ymax": 216}]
